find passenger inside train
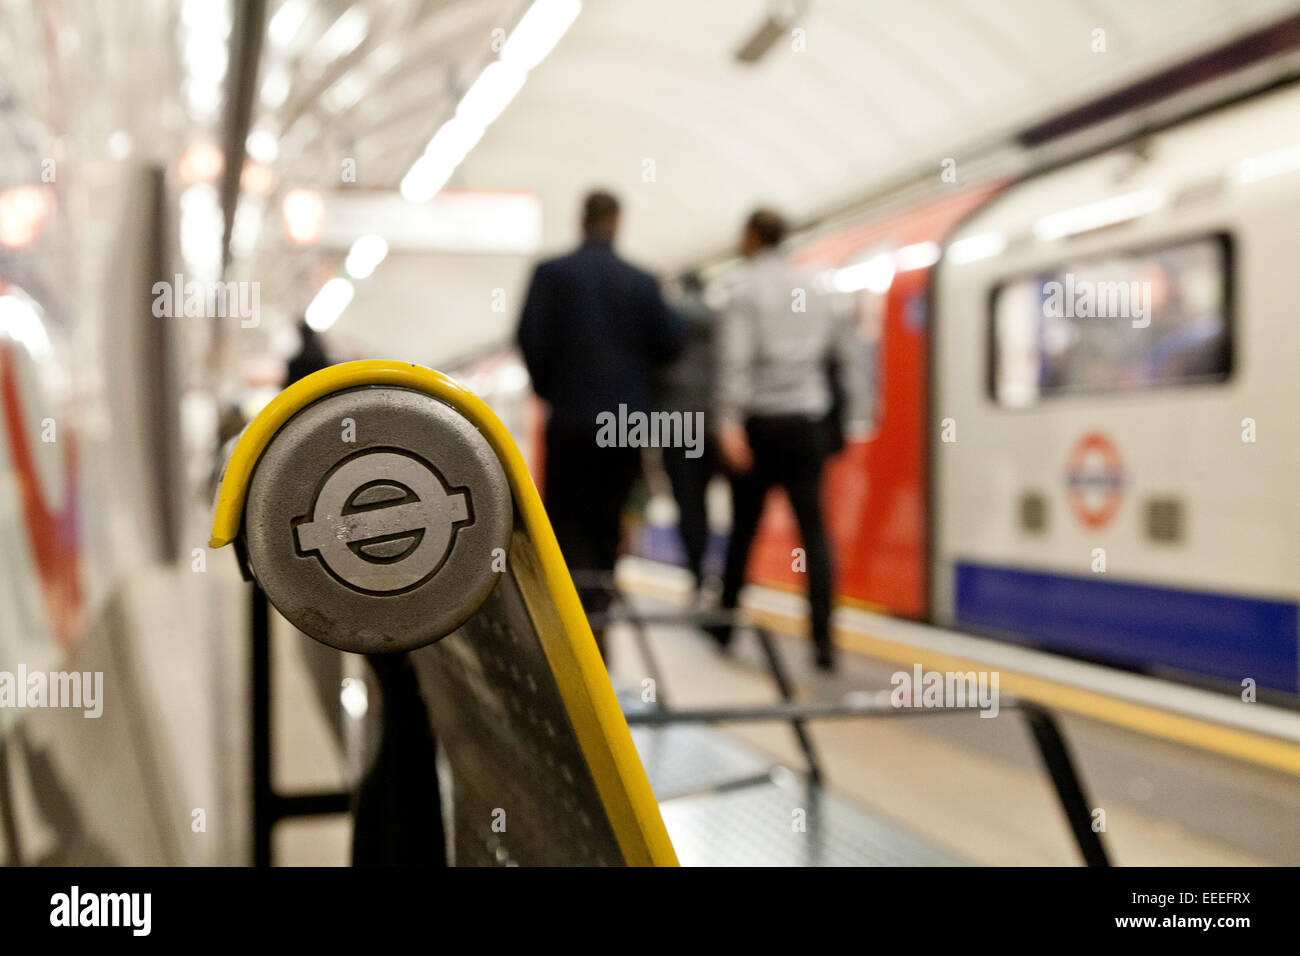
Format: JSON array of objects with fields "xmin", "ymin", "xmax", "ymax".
[{"xmin": 0, "ymin": 0, "xmax": 1297, "ymax": 931}]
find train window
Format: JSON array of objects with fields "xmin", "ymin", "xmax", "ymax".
[{"xmin": 989, "ymin": 234, "xmax": 1231, "ymax": 407}]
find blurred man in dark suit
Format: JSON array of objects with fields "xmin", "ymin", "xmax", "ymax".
[{"xmin": 517, "ymin": 190, "xmax": 683, "ymax": 655}]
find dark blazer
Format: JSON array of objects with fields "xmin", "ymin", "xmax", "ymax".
[{"xmin": 517, "ymin": 239, "xmax": 683, "ymax": 427}]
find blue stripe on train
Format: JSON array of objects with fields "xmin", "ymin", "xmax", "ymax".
[{"xmin": 955, "ymin": 562, "xmax": 1299, "ymax": 693}]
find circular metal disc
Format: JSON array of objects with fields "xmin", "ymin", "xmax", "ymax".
[{"xmin": 243, "ymin": 386, "xmax": 513, "ymax": 653}]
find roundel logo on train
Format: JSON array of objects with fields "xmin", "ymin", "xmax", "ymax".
[{"xmin": 1065, "ymin": 432, "xmax": 1124, "ymax": 530}]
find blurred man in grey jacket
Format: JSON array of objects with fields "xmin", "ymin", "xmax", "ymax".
[{"xmin": 713, "ymin": 209, "xmax": 867, "ymax": 671}]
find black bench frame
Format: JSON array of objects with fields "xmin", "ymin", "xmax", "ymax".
[{"xmin": 589, "ymin": 587, "xmax": 1110, "ymax": 867}]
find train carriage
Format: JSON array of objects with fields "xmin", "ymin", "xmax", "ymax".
[{"xmin": 932, "ymin": 84, "xmax": 1300, "ymax": 694}]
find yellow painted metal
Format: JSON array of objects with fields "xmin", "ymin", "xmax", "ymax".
[{"xmin": 211, "ymin": 360, "xmax": 678, "ymax": 866}]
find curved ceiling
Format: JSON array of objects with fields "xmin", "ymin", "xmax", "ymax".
[
  {"xmin": 252, "ymin": 0, "xmax": 1298, "ymax": 257},
  {"xmin": 236, "ymin": 0, "xmax": 1300, "ymax": 364},
  {"xmin": 6, "ymin": 0, "xmax": 1299, "ymax": 368}
]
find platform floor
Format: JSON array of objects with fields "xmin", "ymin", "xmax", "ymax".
[
  {"xmin": 629, "ymin": 724, "xmax": 965, "ymax": 866},
  {"xmin": 270, "ymin": 570, "xmax": 1300, "ymax": 866},
  {"xmin": 602, "ymin": 590, "xmax": 1300, "ymax": 866}
]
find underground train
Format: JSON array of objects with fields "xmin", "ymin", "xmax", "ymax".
[
  {"xmin": 473, "ymin": 82, "xmax": 1300, "ymax": 699},
  {"xmin": 930, "ymin": 83, "xmax": 1300, "ymax": 695},
  {"xmin": 720, "ymin": 81, "xmax": 1300, "ymax": 696}
]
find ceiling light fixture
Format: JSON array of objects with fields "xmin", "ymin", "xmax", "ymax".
[
  {"xmin": 305, "ymin": 277, "xmax": 354, "ymax": 331},
  {"xmin": 501, "ymin": 0, "xmax": 582, "ymax": 72},
  {"xmin": 1033, "ymin": 188, "xmax": 1163, "ymax": 241},
  {"xmin": 401, "ymin": 0, "xmax": 582, "ymax": 203},
  {"xmin": 345, "ymin": 234, "xmax": 389, "ymax": 280}
]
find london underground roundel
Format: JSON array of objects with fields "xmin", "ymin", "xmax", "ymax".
[{"xmin": 1066, "ymin": 431, "xmax": 1124, "ymax": 530}]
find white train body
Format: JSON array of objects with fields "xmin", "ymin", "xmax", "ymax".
[{"xmin": 932, "ymin": 84, "xmax": 1300, "ymax": 693}]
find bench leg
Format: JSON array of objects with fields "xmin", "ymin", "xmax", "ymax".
[
  {"xmin": 351, "ymin": 654, "xmax": 447, "ymax": 867},
  {"xmin": 1019, "ymin": 704, "xmax": 1110, "ymax": 867},
  {"xmin": 754, "ymin": 627, "xmax": 824, "ymax": 785},
  {"xmin": 251, "ymin": 585, "xmax": 273, "ymax": 867},
  {"xmin": 616, "ymin": 596, "xmax": 672, "ymax": 709}
]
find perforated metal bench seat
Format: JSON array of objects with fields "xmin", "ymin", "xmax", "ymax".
[{"xmin": 211, "ymin": 361, "xmax": 677, "ymax": 866}]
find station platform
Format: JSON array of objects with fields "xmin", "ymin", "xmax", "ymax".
[
  {"xmin": 606, "ymin": 560, "xmax": 1300, "ymax": 866},
  {"xmin": 262, "ymin": 555, "xmax": 1300, "ymax": 866}
]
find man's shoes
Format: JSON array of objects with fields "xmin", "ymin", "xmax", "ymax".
[
  {"xmin": 813, "ymin": 643, "xmax": 836, "ymax": 673},
  {"xmin": 697, "ymin": 576, "xmax": 723, "ymax": 610},
  {"xmin": 694, "ymin": 588, "xmax": 721, "ymax": 613},
  {"xmin": 704, "ymin": 622, "xmax": 733, "ymax": 651}
]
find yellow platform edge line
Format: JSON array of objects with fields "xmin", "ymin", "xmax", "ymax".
[
  {"xmin": 210, "ymin": 361, "xmax": 679, "ymax": 867},
  {"xmin": 621, "ymin": 575, "xmax": 1300, "ymax": 778}
]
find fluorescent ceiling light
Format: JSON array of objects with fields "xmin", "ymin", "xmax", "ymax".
[
  {"xmin": 1233, "ymin": 144, "xmax": 1300, "ymax": 184},
  {"xmin": 260, "ymin": 64, "xmax": 291, "ymax": 109},
  {"xmin": 426, "ymin": 116, "xmax": 484, "ymax": 167},
  {"xmin": 946, "ymin": 232, "xmax": 1005, "ymax": 265},
  {"xmin": 501, "ymin": 0, "xmax": 582, "ymax": 72},
  {"xmin": 367, "ymin": 40, "xmax": 402, "ymax": 74},
  {"xmin": 230, "ymin": 195, "xmax": 264, "ymax": 261},
  {"xmin": 1033, "ymin": 188, "xmax": 1163, "ymax": 241},
  {"xmin": 179, "ymin": 0, "xmax": 230, "ymax": 124},
  {"xmin": 400, "ymin": 154, "xmax": 456, "ymax": 203},
  {"xmin": 457, "ymin": 61, "xmax": 526, "ymax": 129},
  {"xmin": 245, "ymin": 128, "xmax": 278, "ymax": 164},
  {"xmin": 314, "ymin": 8, "xmax": 368, "ymax": 63},
  {"xmin": 305, "ymin": 277, "xmax": 355, "ymax": 331},
  {"xmin": 185, "ymin": 31, "xmax": 229, "ymax": 84},
  {"xmin": 345, "ymin": 234, "xmax": 389, "ymax": 279},
  {"xmin": 267, "ymin": 0, "xmax": 308, "ymax": 50},
  {"xmin": 832, "ymin": 253, "xmax": 895, "ymax": 294},
  {"xmin": 179, "ymin": 184, "xmax": 223, "ymax": 278},
  {"xmin": 896, "ymin": 240, "xmax": 941, "ymax": 272},
  {"xmin": 182, "ymin": 0, "xmax": 231, "ymax": 38},
  {"xmin": 324, "ymin": 191, "xmax": 542, "ymax": 253},
  {"xmin": 322, "ymin": 72, "xmax": 367, "ymax": 113},
  {"xmin": 401, "ymin": 0, "xmax": 581, "ymax": 208}
]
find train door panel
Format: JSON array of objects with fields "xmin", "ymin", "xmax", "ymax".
[{"xmin": 936, "ymin": 184, "xmax": 1300, "ymax": 693}]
